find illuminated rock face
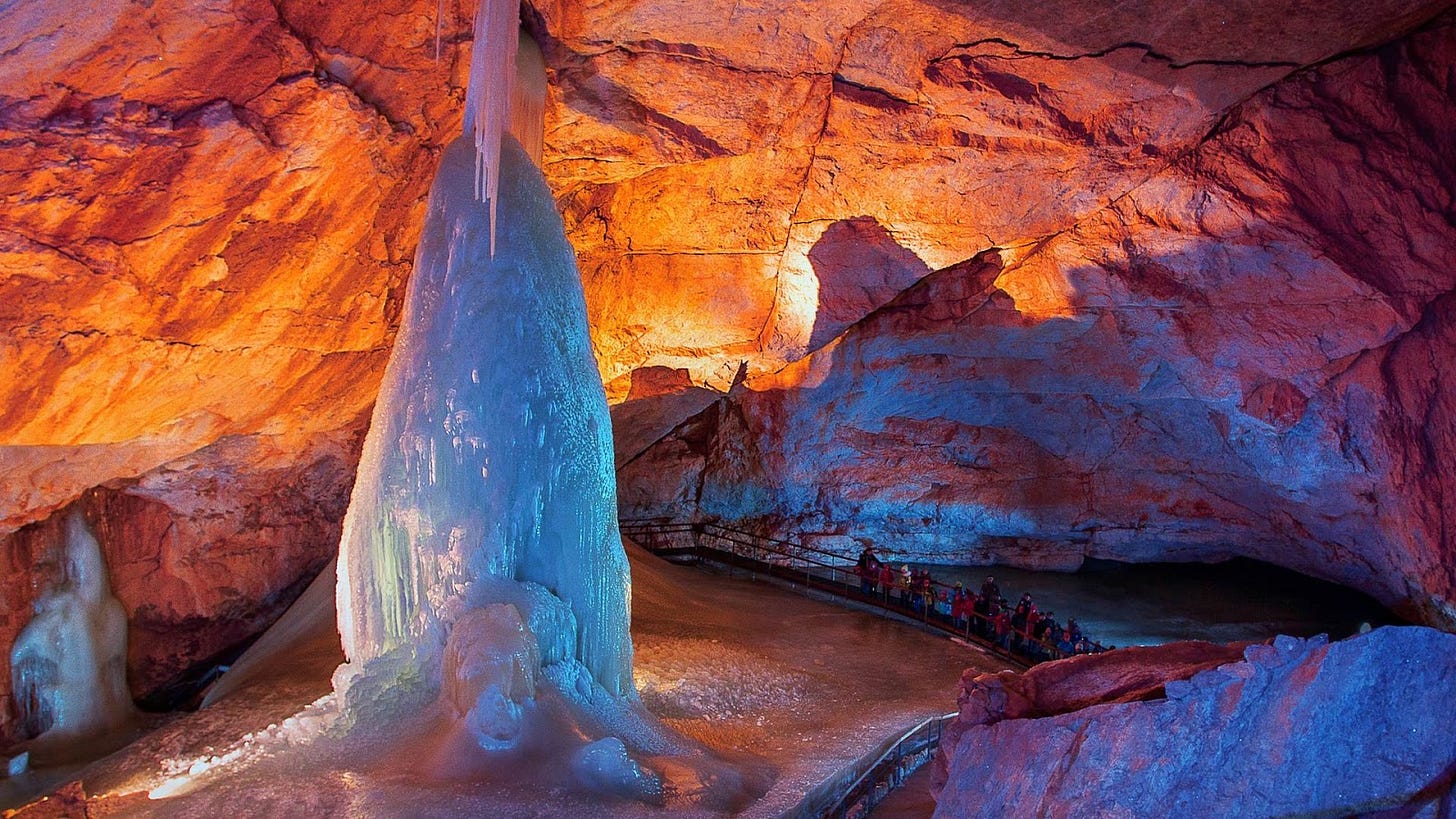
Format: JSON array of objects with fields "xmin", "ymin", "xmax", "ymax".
[
  {"xmin": 0, "ymin": 0, "xmax": 1453, "ymax": 742},
  {"xmin": 535, "ymin": 0, "xmax": 1453, "ymax": 395},
  {"xmin": 618, "ymin": 19, "xmax": 1456, "ymax": 624},
  {"xmin": 933, "ymin": 628, "xmax": 1456, "ymax": 816},
  {"xmin": 0, "ymin": 0, "xmax": 456, "ymax": 742}
]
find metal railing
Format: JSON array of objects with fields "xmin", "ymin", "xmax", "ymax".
[
  {"xmin": 787, "ymin": 711, "xmax": 958, "ymax": 819},
  {"xmin": 620, "ymin": 517, "xmax": 1107, "ymax": 668}
]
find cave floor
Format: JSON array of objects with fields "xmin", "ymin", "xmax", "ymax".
[{"xmin": 17, "ymin": 541, "xmax": 1006, "ymax": 817}]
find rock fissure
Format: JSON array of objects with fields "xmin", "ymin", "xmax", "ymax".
[
  {"xmin": 262, "ymin": 0, "xmax": 419, "ymax": 133},
  {"xmin": 934, "ymin": 37, "xmax": 1302, "ymax": 71},
  {"xmin": 47, "ymin": 325, "xmax": 392, "ymax": 359}
]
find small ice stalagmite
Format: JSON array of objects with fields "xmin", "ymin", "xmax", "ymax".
[
  {"xmin": 333, "ymin": 0, "xmax": 632, "ymax": 721},
  {"xmin": 9, "ymin": 509, "xmax": 137, "ymax": 751}
]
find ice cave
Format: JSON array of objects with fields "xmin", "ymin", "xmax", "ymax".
[{"xmin": 1, "ymin": 0, "xmax": 1454, "ymax": 816}]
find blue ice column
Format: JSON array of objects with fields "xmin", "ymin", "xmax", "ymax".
[{"xmin": 335, "ymin": 134, "xmax": 633, "ymax": 705}]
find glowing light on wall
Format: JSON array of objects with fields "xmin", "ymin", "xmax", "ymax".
[
  {"xmin": 993, "ymin": 245, "xmax": 1080, "ymax": 319},
  {"xmin": 761, "ymin": 221, "xmax": 825, "ymax": 364}
]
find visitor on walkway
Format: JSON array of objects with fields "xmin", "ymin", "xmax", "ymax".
[
  {"xmin": 831, "ymin": 548, "xmax": 1110, "ymax": 660},
  {"xmin": 992, "ymin": 602, "xmax": 1012, "ymax": 650},
  {"xmin": 935, "ymin": 588, "xmax": 952, "ymax": 620},
  {"xmin": 951, "ymin": 584, "xmax": 970, "ymax": 629},
  {"xmin": 856, "ymin": 545, "xmax": 881, "ymax": 597},
  {"xmin": 1011, "ymin": 594, "xmax": 1036, "ymax": 652},
  {"xmin": 973, "ymin": 590, "xmax": 991, "ymax": 637},
  {"xmin": 980, "ymin": 575, "xmax": 1001, "ymax": 605}
]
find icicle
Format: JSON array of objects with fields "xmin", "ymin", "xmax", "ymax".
[
  {"xmin": 463, "ymin": 0, "xmax": 520, "ymax": 256},
  {"xmin": 511, "ymin": 32, "xmax": 547, "ymax": 167},
  {"xmin": 433, "ymin": 0, "xmax": 444, "ymax": 63}
]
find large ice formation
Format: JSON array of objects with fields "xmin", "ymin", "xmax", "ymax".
[
  {"xmin": 335, "ymin": 5, "xmax": 631, "ymax": 720},
  {"xmin": 9, "ymin": 510, "xmax": 137, "ymax": 750},
  {"xmin": 317, "ymin": 7, "xmax": 764, "ymax": 809}
]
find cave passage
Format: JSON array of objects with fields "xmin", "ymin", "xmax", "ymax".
[{"xmin": 917, "ymin": 557, "xmax": 1397, "ymax": 649}]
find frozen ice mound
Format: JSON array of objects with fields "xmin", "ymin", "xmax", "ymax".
[
  {"xmin": 319, "ymin": 10, "xmax": 760, "ymax": 800},
  {"xmin": 8, "ymin": 510, "xmax": 138, "ymax": 756}
]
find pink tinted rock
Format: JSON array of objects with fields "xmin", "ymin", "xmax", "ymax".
[
  {"xmin": 932, "ymin": 640, "xmax": 1251, "ymax": 796},
  {"xmin": 934, "ymin": 628, "xmax": 1456, "ymax": 817},
  {"xmin": 626, "ymin": 367, "xmax": 697, "ymax": 402}
]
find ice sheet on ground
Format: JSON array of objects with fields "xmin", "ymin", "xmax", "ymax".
[
  {"xmin": 39, "ymin": 541, "xmax": 1006, "ymax": 816},
  {"xmin": 201, "ymin": 559, "xmax": 341, "ymax": 708}
]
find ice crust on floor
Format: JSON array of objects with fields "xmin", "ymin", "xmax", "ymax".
[{"xmin": 8, "ymin": 510, "xmax": 138, "ymax": 751}]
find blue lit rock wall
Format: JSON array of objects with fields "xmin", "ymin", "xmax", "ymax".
[
  {"xmin": 933, "ymin": 627, "xmax": 1456, "ymax": 816},
  {"xmin": 617, "ymin": 18, "xmax": 1456, "ymax": 625}
]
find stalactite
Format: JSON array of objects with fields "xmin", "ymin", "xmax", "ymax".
[{"xmin": 463, "ymin": 0, "xmax": 520, "ymax": 255}]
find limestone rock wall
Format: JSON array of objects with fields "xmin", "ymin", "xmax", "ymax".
[
  {"xmin": 617, "ymin": 16, "xmax": 1456, "ymax": 624},
  {"xmin": 536, "ymin": 0, "xmax": 1453, "ymax": 396},
  {"xmin": 0, "ymin": 0, "xmax": 461, "ymax": 744}
]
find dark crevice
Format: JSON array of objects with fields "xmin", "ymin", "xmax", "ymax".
[
  {"xmin": 933, "ymin": 38, "xmax": 1300, "ymax": 70},
  {"xmin": 262, "ymin": 0, "xmax": 414, "ymax": 134}
]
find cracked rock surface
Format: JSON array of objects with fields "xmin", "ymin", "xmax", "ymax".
[
  {"xmin": 538, "ymin": 0, "xmax": 1452, "ymax": 393},
  {"xmin": 1, "ymin": 0, "xmax": 1453, "ymax": 744},
  {"xmin": 618, "ymin": 15, "xmax": 1456, "ymax": 627}
]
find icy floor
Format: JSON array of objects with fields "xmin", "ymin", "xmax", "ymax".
[{"xmin": 10, "ymin": 542, "xmax": 1005, "ymax": 817}]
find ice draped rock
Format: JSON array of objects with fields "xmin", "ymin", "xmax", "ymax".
[
  {"xmin": 933, "ymin": 627, "xmax": 1456, "ymax": 817},
  {"xmin": 0, "ymin": 437, "xmax": 349, "ymax": 743},
  {"xmin": 617, "ymin": 18, "xmax": 1456, "ymax": 625},
  {"xmin": 1, "ymin": 0, "xmax": 1455, "ymax": 740}
]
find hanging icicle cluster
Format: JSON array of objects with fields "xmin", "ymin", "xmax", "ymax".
[
  {"xmin": 464, "ymin": 0, "xmax": 521, "ymax": 254},
  {"xmin": 510, "ymin": 33, "xmax": 546, "ymax": 167}
]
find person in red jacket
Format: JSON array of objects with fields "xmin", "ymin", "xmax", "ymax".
[
  {"xmin": 992, "ymin": 603, "xmax": 1012, "ymax": 650},
  {"xmin": 951, "ymin": 584, "xmax": 969, "ymax": 629}
]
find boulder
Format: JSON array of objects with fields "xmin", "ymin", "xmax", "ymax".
[
  {"xmin": 931, "ymin": 640, "xmax": 1251, "ymax": 795},
  {"xmin": 934, "ymin": 627, "xmax": 1456, "ymax": 817}
]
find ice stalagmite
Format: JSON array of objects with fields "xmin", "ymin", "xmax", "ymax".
[
  {"xmin": 9, "ymin": 510, "xmax": 137, "ymax": 748},
  {"xmin": 334, "ymin": 11, "xmax": 633, "ymax": 715}
]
